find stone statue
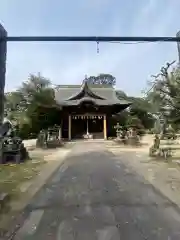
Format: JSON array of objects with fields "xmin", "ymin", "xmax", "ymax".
[{"xmin": 0, "ymin": 117, "xmax": 13, "ymax": 137}]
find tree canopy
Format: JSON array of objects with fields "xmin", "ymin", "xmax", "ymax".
[
  {"xmin": 5, "ymin": 73, "xmax": 59, "ymax": 138},
  {"xmin": 5, "ymin": 60, "xmax": 180, "ymax": 140},
  {"xmin": 4, "ymin": 72, "xmax": 157, "ymax": 139},
  {"xmin": 146, "ymin": 62, "xmax": 180, "ymax": 126},
  {"xmin": 86, "ymin": 74, "xmax": 116, "ymax": 86}
]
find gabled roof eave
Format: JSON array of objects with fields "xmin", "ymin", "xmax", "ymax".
[{"xmin": 66, "ymin": 81, "xmax": 106, "ymax": 101}]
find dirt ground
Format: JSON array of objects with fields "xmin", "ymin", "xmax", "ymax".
[{"xmin": 107, "ymin": 139, "xmax": 180, "ymax": 209}]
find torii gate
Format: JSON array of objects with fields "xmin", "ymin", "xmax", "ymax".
[
  {"xmin": 1, "ymin": 23, "xmax": 180, "ymax": 125},
  {"xmin": 0, "ymin": 24, "xmax": 7, "ymax": 125}
]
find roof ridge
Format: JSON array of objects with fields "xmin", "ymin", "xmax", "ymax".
[
  {"xmin": 56, "ymin": 85, "xmax": 81, "ymax": 88},
  {"xmin": 56, "ymin": 84, "xmax": 114, "ymax": 89}
]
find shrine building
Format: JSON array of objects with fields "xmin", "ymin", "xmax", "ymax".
[{"xmin": 54, "ymin": 81, "xmax": 131, "ymax": 140}]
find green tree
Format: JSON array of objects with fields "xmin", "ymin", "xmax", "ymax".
[
  {"xmin": 5, "ymin": 73, "xmax": 57, "ymax": 138},
  {"xmin": 86, "ymin": 74, "xmax": 116, "ymax": 86},
  {"xmin": 128, "ymin": 97, "xmax": 155, "ymax": 129},
  {"xmin": 4, "ymin": 91, "xmax": 28, "ymax": 125},
  {"xmin": 116, "ymin": 91, "xmax": 155, "ymax": 130},
  {"xmin": 129, "ymin": 107, "xmax": 155, "ymax": 130},
  {"xmin": 146, "ymin": 62, "xmax": 180, "ymax": 124}
]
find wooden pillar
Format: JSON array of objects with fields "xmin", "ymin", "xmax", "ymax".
[
  {"xmin": 59, "ymin": 119, "xmax": 62, "ymax": 140},
  {"xmin": 103, "ymin": 114, "xmax": 107, "ymax": 140},
  {"xmin": 86, "ymin": 117, "xmax": 89, "ymax": 135},
  {"xmin": 68, "ymin": 115, "xmax": 71, "ymax": 140}
]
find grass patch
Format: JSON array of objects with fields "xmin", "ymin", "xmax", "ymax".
[{"xmin": 0, "ymin": 157, "xmax": 46, "ymax": 200}]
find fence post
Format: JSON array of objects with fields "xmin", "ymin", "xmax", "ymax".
[{"xmin": 0, "ymin": 24, "xmax": 7, "ymax": 125}]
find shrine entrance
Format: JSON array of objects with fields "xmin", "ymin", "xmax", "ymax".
[
  {"xmin": 71, "ymin": 114, "xmax": 104, "ymax": 139},
  {"xmin": 55, "ymin": 81, "xmax": 131, "ymax": 141}
]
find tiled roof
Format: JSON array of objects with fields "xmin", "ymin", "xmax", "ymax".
[{"xmin": 54, "ymin": 82, "xmax": 131, "ymax": 107}]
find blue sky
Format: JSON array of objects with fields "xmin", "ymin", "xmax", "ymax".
[{"xmin": 0, "ymin": 0, "xmax": 180, "ymax": 96}]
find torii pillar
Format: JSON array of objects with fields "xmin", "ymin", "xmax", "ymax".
[{"xmin": 0, "ymin": 24, "xmax": 7, "ymax": 125}]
